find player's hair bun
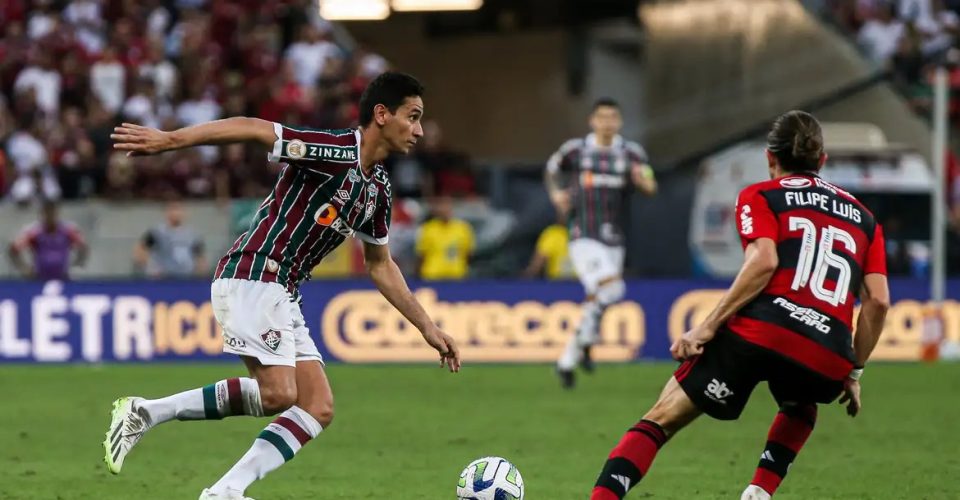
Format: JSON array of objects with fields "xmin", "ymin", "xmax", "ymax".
[{"xmin": 767, "ymin": 110, "xmax": 824, "ymax": 173}]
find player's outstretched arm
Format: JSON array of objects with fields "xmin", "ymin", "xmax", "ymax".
[
  {"xmin": 362, "ymin": 241, "xmax": 461, "ymax": 372},
  {"xmin": 112, "ymin": 117, "xmax": 276, "ymax": 156}
]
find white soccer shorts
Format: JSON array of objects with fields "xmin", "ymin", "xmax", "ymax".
[
  {"xmin": 568, "ymin": 237, "xmax": 625, "ymax": 294},
  {"xmin": 211, "ymin": 278, "xmax": 323, "ymax": 367}
]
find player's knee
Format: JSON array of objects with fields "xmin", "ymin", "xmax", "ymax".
[
  {"xmin": 303, "ymin": 399, "xmax": 335, "ymax": 428},
  {"xmin": 596, "ymin": 279, "xmax": 625, "ymax": 307},
  {"xmin": 780, "ymin": 402, "xmax": 817, "ymax": 427},
  {"xmin": 259, "ymin": 385, "xmax": 298, "ymax": 415}
]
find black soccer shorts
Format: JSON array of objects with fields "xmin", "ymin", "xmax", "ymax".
[{"xmin": 674, "ymin": 328, "xmax": 845, "ymax": 420}]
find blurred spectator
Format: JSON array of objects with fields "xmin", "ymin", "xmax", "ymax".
[
  {"xmin": 284, "ymin": 24, "xmax": 341, "ymax": 88},
  {"xmin": 415, "ymin": 196, "xmax": 475, "ymax": 280},
  {"xmin": 8, "ymin": 201, "xmax": 87, "ymax": 280},
  {"xmin": 123, "ymin": 77, "xmax": 173, "ymax": 129},
  {"xmin": 858, "ymin": 3, "xmax": 905, "ymax": 63},
  {"xmin": 50, "ymin": 106, "xmax": 98, "ymax": 199},
  {"xmin": 27, "ymin": 0, "xmax": 57, "ymax": 40},
  {"xmin": 523, "ymin": 214, "xmax": 575, "ymax": 280},
  {"xmin": 133, "ymin": 201, "xmax": 207, "ymax": 278},
  {"xmin": 90, "ymin": 46, "xmax": 126, "ymax": 114},
  {"xmin": 138, "ymin": 42, "xmax": 179, "ymax": 100},
  {"xmin": 0, "ymin": 0, "xmax": 387, "ymax": 202},
  {"xmin": 391, "ymin": 120, "xmax": 476, "ymax": 198},
  {"xmin": 59, "ymin": 51, "xmax": 90, "ymax": 110},
  {"xmin": 63, "ymin": 0, "xmax": 106, "ymax": 56},
  {"xmin": 5, "ymin": 114, "xmax": 61, "ymax": 205},
  {"xmin": 14, "ymin": 51, "xmax": 61, "ymax": 117}
]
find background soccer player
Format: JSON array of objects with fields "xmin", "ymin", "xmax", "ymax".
[
  {"xmin": 544, "ymin": 98, "xmax": 657, "ymax": 388},
  {"xmin": 589, "ymin": 111, "xmax": 891, "ymax": 500},
  {"xmin": 103, "ymin": 72, "xmax": 461, "ymax": 500}
]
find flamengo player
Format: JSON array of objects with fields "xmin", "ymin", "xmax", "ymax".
[
  {"xmin": 590, "ymin": 111, "xmax": 891, "ymax": 499},
  {"xmin": 103, "ymin": 73, "xmax": 461, "ymax": 500},
  {"xmin": 544, "ymin": 98, "xmax": 657, "ymax": 389}
]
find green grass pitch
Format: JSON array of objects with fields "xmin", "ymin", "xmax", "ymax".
[{"xmin": 2, "ymin": 363, "xmax": 958, "ymax": 499}]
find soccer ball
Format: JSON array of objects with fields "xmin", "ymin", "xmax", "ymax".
[{"xmin": 456, "ymin": 456, "xmax": 524, "ymax": 500}]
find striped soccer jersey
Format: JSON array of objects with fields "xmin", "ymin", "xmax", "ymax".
[
  {"xmin": 215, "ymin": 123, "xmax": 392, "ymax": 296},
  {"xmin": 728, "ymin": 173, "xmax": 887, "ymax": 380},
  {"xmin": 546, "ymin": 133, "xmax": 648, "ymax": 245}
]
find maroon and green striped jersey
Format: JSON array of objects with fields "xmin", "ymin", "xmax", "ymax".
[
  {"xmin": 546, "ymin": 133, "xmax": 649, "ymax": 246},
  {"xmin": 214, "ymin": 123, "xmax": 392, "ymax": 295}
]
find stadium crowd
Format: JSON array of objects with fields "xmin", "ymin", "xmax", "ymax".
[{"xmin": 0, "ymin": 0, "xmax": 477, "ymax": 206}]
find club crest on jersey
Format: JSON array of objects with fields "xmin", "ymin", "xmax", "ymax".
[
  {"xmin": 348, "ymin": 169, "xmax": 361, "ymax": 182},
  {"xmin": 780, "ymin": 177, "xmax": 812, "ymax": 189},
  {"xmin": 260, "ymin": 329, "xmax": 282, "ymax": 352},
  {"xmin": 286, "ymin": 139, "xmax": 306, "ymax": 160},
  {"xmin": 364, "ymin": 201, "xmax": 376, "ymax": 221},
  {"xmin": 315, "ymin": 203, "xmax": 338, "ymax": 226}
]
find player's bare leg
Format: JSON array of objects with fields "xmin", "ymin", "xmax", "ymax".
[
  {"xmin": 202, "ymin": 358, "xmax": 332, "ymax": 499},
  {"xmin": 590, "ymin": 376, "xmax": 702, "ymax": 499}
]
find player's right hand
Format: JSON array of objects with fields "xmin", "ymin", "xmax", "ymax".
[
  {"xmin": 839, "ymin": 379, "xmax": 861, "ymax": 417},
  {"xmin": 111, "ymin": 123, "xmax": 175, "ymax": 156},
  {"xmin": 549, "ymin": 190, "xmax": 571, "ymax": 215},
  {"xmin": 422, "ymin": 326, "xmax": 461, "ymax": 373}
]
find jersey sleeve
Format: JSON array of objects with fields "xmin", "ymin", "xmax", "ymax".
[
  {"xmin": 65, "ymin": 223, "xmax": 85, "ymax": 247},
  {"xmin": 11, "ymin": 225, "xmax": 38, "ymax": 251},
  {"xmin": 354, "ymin": 180, "xmax": 392, "ymax": 246},
  {"xmin": 736, "ymin": 186, "xmax": 779, "ymax": 247},
  {"xmin": 545, "ymin": 139, "xmax": 580, "ymax": 175},
  {"xmin": 267, "ymin": 123, "xmax": 359, "ymax": 172},
  {"xmin": 863, "ymin": 223, "xmax": 888, "ymax": 276},
  {"xmin": 625, "ymin": 141, "xmax": 649, "ymax": 165}
]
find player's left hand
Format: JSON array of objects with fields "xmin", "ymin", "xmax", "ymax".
[
  {"xmin": 111, "ymin": 123, "xmax": 175, "ymax": 156},
  {"xmin": 839, "ymin": 379, "xmax": 861, "ymax": 417},
  {"xmin": 422, "ymin": 326, "xmax": 461, "ymax": 373},
  {"xmin": 670, "ymin": 325, "xmax": 715, "ymax": 361}
]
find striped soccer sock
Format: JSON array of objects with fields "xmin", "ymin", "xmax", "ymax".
[
  {"xmin": 751, "ymin": 404, "xmax": 817, "ymax": 495},
  {"xmin": 139, "ymin": 378, "xmax": 263, "ymax": 426},
  {"xmin": 591, "ymin": 419, "xmax": 668, "ymax": 499},
  {"xmin": 210, "ymin": 406, "xmax": 323, "ymax": 494}
]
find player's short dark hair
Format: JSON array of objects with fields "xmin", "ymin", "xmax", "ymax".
[
  {"xmin": 359, "ymin": 72, "xmax": 425, "ymax": 127},
  {"xmin": 592, "ymin": 97, "xmax": 620, "ymax": 112},
  {"xmin": 767, "ymin": 110, "xmax": 824, "ymax": 173}
]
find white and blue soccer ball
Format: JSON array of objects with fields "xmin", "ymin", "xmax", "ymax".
[{"xmin": 456, "ymin": 456, "xmax": 524, "ymax": 500}]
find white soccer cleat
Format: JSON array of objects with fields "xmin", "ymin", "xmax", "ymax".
[
  {"xmin": 103, "ymin": 396, "xmax": 150, "ymax": 474},
  {"xmin": 199, "ymin": 488, "xmax": 256, "ymax": 500},
  {"xmin": 741, "ymin": 484, "xmax": 772, "ymax": 500}
]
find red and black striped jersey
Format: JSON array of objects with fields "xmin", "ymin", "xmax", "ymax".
[
  {"xmin": 727, "ymin": 173, "xmax": 887, "ymax": 381},
  {"xmin": 214, "ymin": 123, "xmax": 392, "ymax": 296},
  {"xmin": 546, "ymin": 133, "xmax": 648, "ymax": 245}
]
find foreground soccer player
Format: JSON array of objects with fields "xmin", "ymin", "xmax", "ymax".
[
  {"xmin": 104, "ymin": 72, "xmax": 461, "ymax": 500},
  {"xmin": 544, "ymin": 98, "xmax": 657, "ymax": 389},
  {"xmin": 590, "ymin": 111, "xmax": 890, "ymax": 499}
]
